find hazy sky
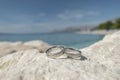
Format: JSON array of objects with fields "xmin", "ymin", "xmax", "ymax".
[{"xmin": 0, "ymin": 0, "xmax": 120, "ymax": 33}]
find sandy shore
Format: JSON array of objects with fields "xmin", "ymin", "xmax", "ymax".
[{"xmin": 76, "ymin": 30, "xmax": 119, "ymax": 35}]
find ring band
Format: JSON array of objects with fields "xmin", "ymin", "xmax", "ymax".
[
  {"xmin": 64, "ymin": 48, "xmax": 81, "ymax": 58},
  {"xmin": 46, "ymin": 46, "xmax": 65, "ymax": 58}
]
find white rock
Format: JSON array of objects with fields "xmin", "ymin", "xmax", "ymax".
[
  {"xmin": 0, "ymin": 40, "xmax": 51, "ymax": 57},
  {"xmin": 0, "ymin": 31, "xmax": 120, "ymax": 80},
  {"xmin": 24, "ymin": 40, "xmax": 51, "ymax": 52}
]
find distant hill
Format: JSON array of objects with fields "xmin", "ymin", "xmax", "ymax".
[
  {"xmin": 52, "ymin": 26, "xmax": 95, "ymax": 33},
  {"xmin": 95, "ymin": 18, "xmax": 120, "ymax": 30}
]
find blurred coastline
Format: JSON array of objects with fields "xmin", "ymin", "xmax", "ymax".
[{"xmin": 76, "ymin": 30, "xmax": 119, "ymax": 35}]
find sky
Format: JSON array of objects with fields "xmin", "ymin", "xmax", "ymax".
[{"xmin": 0, "ymin": 0, "xmax": 120, "ymax": 33}]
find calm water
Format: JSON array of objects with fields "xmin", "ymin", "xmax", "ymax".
[{"xmin": 0, "ymin": 33, "xmax": 104, "ymax": 49}]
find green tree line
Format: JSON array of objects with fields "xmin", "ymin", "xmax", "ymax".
[{"xmin": 97, "ymin": 18, "xmax": 120, "ymax": 30}]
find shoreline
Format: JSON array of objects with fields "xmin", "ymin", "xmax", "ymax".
[
  {"xmin": 0, "ymin": 30, "xmax": 119, "ymax": 58},
  {"xmin": 75, "ymin": 30, "xmax": 119, "ymax": 35}
]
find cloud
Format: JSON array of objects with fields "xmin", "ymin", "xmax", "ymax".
[
  {"xmin": 0, "ymin": 11, "xmax": 101, "ymax": 33},
  {"xmin": 0, "ymin": 22, "xmax": 52, "ymax": 33},
  {"xmin": 0, "ymin": 20, "xmax": 86, "ymax": 33},
  {"xmin": 0, "ymin": 12, "xmax": 49, "ymax": 33},
  {"xmin": 57, "ymin": 10, "xmax": 99, "ymax": 20}
]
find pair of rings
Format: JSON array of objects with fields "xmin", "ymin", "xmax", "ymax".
[{"xmin": 46, "ymin": 46, "xmax": 81, "ymax": 59}]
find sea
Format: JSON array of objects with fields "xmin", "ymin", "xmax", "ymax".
[{"xmin": 0, "ymin": 33, "xmax": 104, "ymax": 49}]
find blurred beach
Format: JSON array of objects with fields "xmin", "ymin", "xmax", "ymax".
[{"xmin": 0, "ymin": 0, "xmax": 120, "ymax": 80}]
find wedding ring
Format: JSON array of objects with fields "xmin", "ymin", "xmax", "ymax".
[
  {"xmin": 64, "ymin": 48, "xmax": 81, "ymax": 59},
  {"xmin": 46, "ymin": 46, "xmax": 65, "ymax": 58},
  {"xmin": 46, "ymin": 45, "xmax": 82, "ymax": 59}
]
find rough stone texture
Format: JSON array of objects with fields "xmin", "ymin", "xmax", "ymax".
[
  {"xmin": 0, "ymin": 40, "xmax": 51, "ymax": 57},
  {"xmin": 0, "ymin": 31, "xmax": 120, "ymax": 80},
  {"xmin": 23, "ymin": 40, "xmax": 52, "ymax": 52}
]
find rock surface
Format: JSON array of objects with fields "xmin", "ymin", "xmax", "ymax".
[
  {"xmin": 0, "ymin": 31, "xmax": 120, "ymax": 80},
  {"xmin": 0, "ymin": 40, "xmax": 51, "ymax": 57}
]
